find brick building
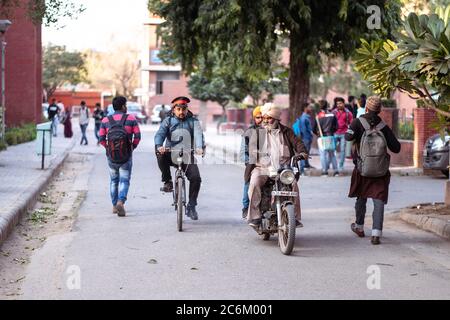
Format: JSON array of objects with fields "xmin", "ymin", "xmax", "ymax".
[
  {"xmin": 1, "ymin": 1, "xmax": 42, "ymax": 128},
  {"xmin": 138, "ymin": 14, "xmax": 222, "ymax": 124}
]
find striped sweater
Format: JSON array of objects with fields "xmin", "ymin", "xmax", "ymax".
[{"xmin": 99, "ymin": 112, "xmax": 141, "ymax": 149}]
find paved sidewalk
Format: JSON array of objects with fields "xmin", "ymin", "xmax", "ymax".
[
  {"xmin": 0, "ymin": 123, "xmax": 78, "ymax": 245},
  {"xmin": 204, "ymin": 126, "xmax": 421, "ymax": 176}
]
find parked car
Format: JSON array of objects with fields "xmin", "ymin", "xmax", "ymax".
[
  {"xmin": 423, "ymin": 133, "xmax": 450, "ymax": 177},
  {"xmin": 151, "ymin": 104, "xmax": 169, "ymax": 124},
  {"xmin": 127, "ymin": 102, "xmax": 148, "ymax": 124}
]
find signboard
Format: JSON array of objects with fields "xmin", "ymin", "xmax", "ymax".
[
  {"xmin": 36, "ymin": 122, "xmax": 52, "ymax": 155},
  {"xmin": 150, "ymin": 50, "xmax": 162, "ymax": 64}
]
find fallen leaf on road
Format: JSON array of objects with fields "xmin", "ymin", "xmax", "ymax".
[
  {"xmin": 376, "ymin": 263, "xmax": 394, "ymax": 267},
  {"xmin": 148, "ymin": 259, "xmax": 158, "ymax": 264},
  {"xmin": 152, "ymin": 240, "xmax": 160, "ymax": 243},
  {"xmin": 191, "ymin": 267, "xmax": 199, "ymax": 271},
  {"xmin": 0, "ymin": 251, "xmax": 10, "ymax": 257},
  {"xmin": 410, "ymin": 273, "xmax": 418, "ymax": 276},
  {"xmin": 10, "ymin": 276, "xmax": 26, "ymax": 283}
]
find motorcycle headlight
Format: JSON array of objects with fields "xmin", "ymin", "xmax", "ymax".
[
  {"xmin": 280, "ymin": 169, "xmax": 295, "ymax": 185},
  {"xmin": 431, "ymin": 138, "xmax": 445, "ymax": 151}
]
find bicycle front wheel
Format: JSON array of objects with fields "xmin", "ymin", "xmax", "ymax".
[{"xmin": 177, "ymin": 177, "xmax": 184, "ymax": 232}]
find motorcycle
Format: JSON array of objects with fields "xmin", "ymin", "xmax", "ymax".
[{"xmin": 254, "ymin": 154, "xmax": 305, "ymax": 255}]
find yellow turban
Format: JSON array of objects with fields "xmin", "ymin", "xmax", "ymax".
[{"xmin": 252, "ymin": 106, "xmax": 262, "ymax": 118}]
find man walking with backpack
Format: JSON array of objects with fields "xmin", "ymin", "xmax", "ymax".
[
  {"xmin": 99, "ymin": 96, "xmax": 141, "ymax": 217},
  {"xmin": 345, "ymin": 96, "xmax": 400, "ymax": 245}
]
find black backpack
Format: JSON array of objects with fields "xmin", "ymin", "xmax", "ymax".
[{"xmin": 106, "ymin": 114, "xmax": 132, "ymax": 164}]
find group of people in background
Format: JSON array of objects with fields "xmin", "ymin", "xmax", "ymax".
[
  {"xmin": 46, "ymin": 99, "xmax": 109, "ymax": 146},
  {"xmin": 292, "ymin": 93, "xmax": 368, "ymax": 176}
]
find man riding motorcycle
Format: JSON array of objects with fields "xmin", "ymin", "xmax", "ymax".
[
  {"xmin": 246, "ymin": 103, "xmax": 308, "ymax": 228},
  {"xmin": 154, "ymin": 96, "xmax": 205, "ymax": 220}
]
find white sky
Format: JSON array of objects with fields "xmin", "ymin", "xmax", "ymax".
[{"xmin": 42, "ymin": 0, "xmax": 149, "ymax": 52}]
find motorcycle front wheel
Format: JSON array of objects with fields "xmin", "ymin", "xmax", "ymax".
[{"xmin": 278, "ymin": 204, "xmax": 296, "ymax": 255}]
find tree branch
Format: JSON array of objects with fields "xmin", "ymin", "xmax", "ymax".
[{"xmin": 422, "ymin": 86, "xmax": 450, "ymax": 118}]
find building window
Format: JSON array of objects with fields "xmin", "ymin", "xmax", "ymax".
[
  {"xmin": 156, "ymin": 71, "xmax": 180, "ymax": 81},
  {"xmin": 156, "ymin": 81, "xmax": 163, "ymax": 95}
]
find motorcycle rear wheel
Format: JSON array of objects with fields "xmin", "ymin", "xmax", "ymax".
[{"xmin": 278, "ymin": 204, "xmax": 296, "ymax": 255}]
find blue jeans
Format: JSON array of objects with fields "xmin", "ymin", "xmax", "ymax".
[
  {"xmin": 242, "ymin": 182, "xmax": 250, "ymax": 209},
  {"xmin": 80, "ymin": 124, "xmax": 88, "ymax": 145},
  {"xmin": 51, "ymin": 117, "xmax": 58, "ymax": 137},
  {"xmin": 319, "ymin": 148, "xmax": 338, "ymax": 173},
  {"xmin": 300, "ymin": 139, "xmax": 312, "ymax": 173},
  {"xmin": 334, "ymin": 134, "xmax": 346, "ymax": 170},
  {"xmin": 108, "ymin": 158, "xmax": 133, "ymax": 206}
]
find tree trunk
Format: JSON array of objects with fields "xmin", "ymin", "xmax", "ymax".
[{"xmin": 288, "ymin": 36, "xmax": 310, "ymax": 125}]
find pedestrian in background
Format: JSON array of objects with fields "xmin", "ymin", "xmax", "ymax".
[
  {"xmin": 79, "ymin": 101, "xmax": 90, "ymax": 145},
  {"xmin": 346, "ymin": 96, "xmax": 401, "ymax": 245},
  {"xmin": 93, "ymin": 103, "xmax": 105, "ymax": 145},
  {"xmin": 313, "ymin": 100, "xmax": 339, "ymax": 177},
  {"xmin": 333, "ymin": 97, "xmax": 353, "ymax": 172},
  {"xmin": 293, "ymin": 102, "xmax": 313, "ymax": 175},
  {"xmin": 47, "ymin": 99, "xmax": 60, "ymax": 137},
  {"xmin": 61, "ymin": 106, "xmax": 73, "ymax": 138}
]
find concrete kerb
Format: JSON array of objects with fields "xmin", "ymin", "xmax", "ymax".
[
  {"xmin": 0, "ymin": 139, "xmax": 75, "ymax": 246},
  {"xmin": 399, "ymin": 206, "xmax": 450, "ymax": 240}
]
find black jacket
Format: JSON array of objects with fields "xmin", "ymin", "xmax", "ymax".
[
  {"xmin": 312, "ymin": 111, "xmax": 338, "ymax": 137},
  {"xmin": 345, "ymin": 112, "xmax": 401, "ymax": 164}
]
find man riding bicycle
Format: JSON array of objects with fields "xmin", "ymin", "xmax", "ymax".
[{"xmin": 154, "ymin": 96, "xmax": 205, "ymax": 220}]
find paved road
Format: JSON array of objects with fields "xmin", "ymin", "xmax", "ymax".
[{"xmin": 20, "ymin": 125, "xmax": 450, "ymax": 299}]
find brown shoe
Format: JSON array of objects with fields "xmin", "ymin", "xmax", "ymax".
[
  {"xmin": 112, "ymin": 206, "xmax": 118, "ymax": 214},
  {"xmin": 116, "ymin": 201, "xmax": 126, "ymax": 217},
  {"xmin": 371, "ymin": 236, "xmax": 380, "ymax": 245},
  {"xmin": 351, "ymin": 223, "xmax": 365, "ymax": 237}
]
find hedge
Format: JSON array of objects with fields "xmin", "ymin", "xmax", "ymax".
[{"xmin": 1, "ymin": 123, "xmax": 37, "ymax": 149}]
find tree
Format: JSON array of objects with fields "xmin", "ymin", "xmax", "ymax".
[
  {"xmin": 85, "ymin": 45, "xmax": 141, "ymax": 99},
  {"xmin": 43, "ymin": 44, "xmax": 89, "ymax": 99},
  {"xmin": 354, "ymin": 6, "xmax": 450, "ymax": 129},
  {"xmin": 0, "ymin": 0, "xmax": 85, "ymax": 27},
  {"xmin": 148, "ymin": 0, "xmax": 401, "ymax": 124}
]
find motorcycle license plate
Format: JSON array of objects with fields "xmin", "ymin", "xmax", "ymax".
[{"xmin": 271, "ymin": 191, "xmax": 298, "ymax": 197}]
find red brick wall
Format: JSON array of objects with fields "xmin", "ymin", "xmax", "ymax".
[
  {"xmin": 379, "ymin": 108, "xmax": 399, "ymax": 137},
  {"xmin": 414, "ymin": 108, "xmax": 438, "ymax": 168},
  {"xmin": 49, "ymin": 91, "xmax": 112, "ymax": 111},
  {"xmin": 390, "ymin": 140, "xmax": 414, "ymax": 166},
  {"xmin": 1, "ymin": 2, "xmax": 42, "ymax": 127}
]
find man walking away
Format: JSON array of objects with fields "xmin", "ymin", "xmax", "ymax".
[
  {"xmin": 93, "ymin": 103, "xmax": 105, "ymax": 145},
  {"xmin": 99, "ymin": 96, "xmax": 141, "ymax": 217},
  {"xmin": 333, "ymin": 97, "xmax": 353, "ymax": 172},
  {"xmin": 345, "ymin": 96, "xmax": 400, "ymax": 245},
  {"xmin": 79, "ymin": 101, "xmax": 90, "ymax": 145},
  {"xmin": 48, "ymin": 99, "xmax": 60, "ymax": 137}
]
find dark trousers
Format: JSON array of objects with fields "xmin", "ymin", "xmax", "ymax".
[
  {"xmin": 95, "ymin": 123, "xmax": 101, "ymax": 142},
  {"xmin": 157, "ymin": 152, "xmax": 202, "ymax": 207}
]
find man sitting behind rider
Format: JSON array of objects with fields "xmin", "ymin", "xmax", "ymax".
[
  {"xmin": 154, "ymin": 96, "xmax": 205, "ymax": 220},
  {"xmin": 247, "ymin": 103, "xmax": 307, "ymax": 228}
]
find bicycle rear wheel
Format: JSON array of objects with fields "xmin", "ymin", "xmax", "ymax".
[{"xmin": 177, "ymin": 177, "xmax": 184, "ymax": 232}]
